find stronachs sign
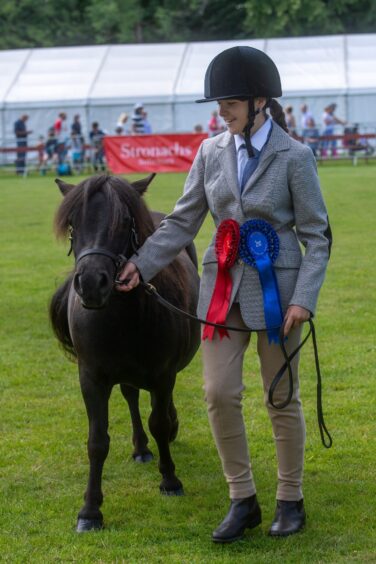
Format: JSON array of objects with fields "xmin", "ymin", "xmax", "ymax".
[{"xmin": 103, "ymin": 133, "xmax": 208, "ymax": 174}]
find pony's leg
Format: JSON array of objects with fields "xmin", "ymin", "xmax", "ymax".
[
  {"xmin": 120, "ymin": 384, "xmax": 153, "ymax": 462},
  {"xmin": 168, "ymin": 397, "xmax": 179, "ymax": 443},
  {"xmin": 76, "ymin": 374, "xmax": 112, "ymax": 532},
  {"xmin": 149, "ymin": 387, "xmax": 183, "ymax": 496}
]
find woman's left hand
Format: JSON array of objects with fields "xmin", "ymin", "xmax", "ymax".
[{"xmin": 283, "ymin": 305, "xmax": 311, "ymax": 336}]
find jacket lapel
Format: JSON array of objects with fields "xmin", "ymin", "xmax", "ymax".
[
  {"xmin": 215, "ymin": 132, "xmax": 240, "ymax": 201},
  {"xmin": 242, "ymin": 123, "xmax": 291, "ymax": 194}
]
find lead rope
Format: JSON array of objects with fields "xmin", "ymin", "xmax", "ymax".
[
  {"xmin": 269, "ymin": 320, "xmax": 332, "ymax": 448},
  {"xmin": 124, "ymin": 280, "xmax": 332, "ymax": 449}
]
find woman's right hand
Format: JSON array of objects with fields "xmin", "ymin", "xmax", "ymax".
[{"xmin": 116, "ymin": 261, "xmax": 140, "ymax": 292}]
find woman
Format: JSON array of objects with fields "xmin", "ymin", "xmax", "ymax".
[
  {"xmin": 208, "ymin": 109, "xmax": 225, "ymax": 137},
  {"xmin": 117, "ymin": 46, "xmax": 331, "ymax": 543},
  {"xmin": 116, "ymin": 112, "xmax": 129, "ymax": 134},
  {"xmin": 322, "ymin": 103, "xmax": 346, "ymax": 156},
  {"xmin": 285, "ymin": 105, "xmax": 298, "ymax": 138}
]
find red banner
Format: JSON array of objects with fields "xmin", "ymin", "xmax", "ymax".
[{"xmin": 103, "ymin": 133, "xmax": 208, "ymax": 174}]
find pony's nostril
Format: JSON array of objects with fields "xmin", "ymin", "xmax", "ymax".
[{"xmin": 99, "ymin": 272, "xmax": 109, "ymax": 289}]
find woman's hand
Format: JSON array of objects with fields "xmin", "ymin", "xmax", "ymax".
[
  {"xmin": 116, "ymin": 261, "xmax": 140, "ymax": 293},
  {"xmin": 283, "ymin": 305, "xmax": 310, "ymax": 336}
]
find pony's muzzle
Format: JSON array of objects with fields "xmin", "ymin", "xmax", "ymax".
[{"xmin": 74, "ymin": 269, "xmax": 112, "ymax": 309}]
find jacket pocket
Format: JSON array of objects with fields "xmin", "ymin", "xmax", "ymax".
[{"xmin": 274, "ymin": 250, "xmax": 302, "ymax": 269}]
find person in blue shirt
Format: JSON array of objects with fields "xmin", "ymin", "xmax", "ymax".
[
  {"xmin": 89, "ymin": 122, "xmax": 106, "ymax": 172},
  {"xmin": 303, "ymin": 117, "xmax": 320, "ymax": 157},
  {"xmin": 14, "ymin": 114, "xmax": 32, "ymax": 175},
  {"xmin": 131, "ymin": 103, "xmax": 146, "ymax": 135}
]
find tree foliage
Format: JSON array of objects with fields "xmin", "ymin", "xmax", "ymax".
[
  {"xmin": 0, "ymin": 0, "xmax": 375, "ymax": 49},
  {"xmin": 243, "ymin": 0, "xmax": 376, "ymax": 38}
]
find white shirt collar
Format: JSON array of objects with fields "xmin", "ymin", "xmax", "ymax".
[{"xmin": 234, "ymin": 118, "xmax": 272, "ymax": 153}]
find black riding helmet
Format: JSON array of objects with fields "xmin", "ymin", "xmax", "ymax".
[{"xmin": 196, "ymin": 46, "xmax": 282, "ymax": 156}]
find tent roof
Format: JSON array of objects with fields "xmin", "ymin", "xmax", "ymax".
[
  {"xmin": 90, "ymin": 43, "xmax": 187, "ymax": 103},
  {"xmin": 1, "ymin": 34, "xmax": 376, "ymax": 109}
]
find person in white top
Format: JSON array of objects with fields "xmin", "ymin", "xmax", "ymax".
[
  {"xmin": 321, "ymin": 103, "xmax": 346, "ymax": 157},
  {"xmin": 300, "ymin": 104, "xmax": 313, "ymax": 131},
  {"xmin": 116, "ymin": 112, "xmax": 129, "ymax": 135}
]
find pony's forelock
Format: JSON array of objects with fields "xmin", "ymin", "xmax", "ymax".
[{"xmin": 54, "ymin": 174, "xmax": 154, "ymax": 243}]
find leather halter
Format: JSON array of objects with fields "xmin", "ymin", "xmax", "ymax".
[
  {"xmin": 76, "ymin": 247, "xmax": 126, "ymax": 270},
  {"xmin": 71, "ymin": 218, "xmax": 139, "ymax": 276}
]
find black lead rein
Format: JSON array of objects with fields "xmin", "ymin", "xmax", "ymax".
[
  {"xmin": 115, "ymin": 278, "xmax": 332, "ymax": 449},
  {"xmin": 69, "ymin": 225, "xmax": 332, "ymax": 449}
]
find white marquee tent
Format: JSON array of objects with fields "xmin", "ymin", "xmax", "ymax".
[{"xmin": 1, "ymin": 33, "xmax": 376, "ymax": 146}]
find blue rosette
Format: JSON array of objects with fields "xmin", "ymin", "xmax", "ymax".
[{"xmin": 239, "ymin": 219, "xmax": 283, "ymax": 344}]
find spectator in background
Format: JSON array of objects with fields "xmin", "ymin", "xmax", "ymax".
[
  {"xmin": 285, "ymin": 106, "xmax": 298, "ymax": 138},
  {"xmin": 116, "ymin": 112, "xmax": 129, "ymax": 134},
  {"xmin": 45, "ymin": 127, "xmax": 58, "ymax": 163},
  {"xmin": 54, "ymin": 112, "xmax": 69, "ymax": 164},
  {"xmin": 131, "ymin": 103, "xmax": 145, "ymax": 135},
  {"xmin": 68, "ymin": 133, "xmax": 85, "ymax": 174},
  {"xmin": 194, "ymin": 124, "xmax": 204, "ymax": 133},
  {"xmin": 89, "ymin": 122, "xmax": 106, "ymax": 172},
  {"xmin": 142, "ymin": 110, "xmax": 152, "ymax": 134},
  {"xmin": 71, "ymin": 114, "xmax": 82, "ymax": 136},
  {"xmin": 208, "ymin": 110, "xmax": 224, "ymax": 137},
  {"xmin": 37, "ymin": 135, "xmax": 46, "ymax": 175},
  {"xmin": 343, "ymin": 123, "xmax": 375, "ymax": 157},
  {"xmin": 300, "ymin": 104, "xmax": 313, "ymax": 130},
  {"xmin": 14, "ymin": 114, "xmax": 32, "ymax": 175},
  {"xmin": 321, "ymin": 103, "xmax": 346, "ymax": 157},
  {"xmin": 303, "ymin": 117, "xmax": 320, "ymax": 157}
]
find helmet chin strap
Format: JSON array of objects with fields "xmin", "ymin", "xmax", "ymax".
[{"xmin": 243, "ymin": 98, "xmax": 261, "ymax": 158}]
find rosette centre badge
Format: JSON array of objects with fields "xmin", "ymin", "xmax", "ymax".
[{"xmin": 248, "ymin": 232, "xmax": 268, "ymax": 257}]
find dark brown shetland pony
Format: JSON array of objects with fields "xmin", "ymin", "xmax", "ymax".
[{"xmin": 50, "ymin": 174, "xmax": 200, "ymax": 532}]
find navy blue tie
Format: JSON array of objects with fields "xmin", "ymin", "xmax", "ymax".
[{"xmin": 240, "ymin": 145, "xmax": 260, "ymax": 192}]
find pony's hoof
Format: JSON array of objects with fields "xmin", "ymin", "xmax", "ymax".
[
  {"xmin": 76, "ymin": 518, "xmax": 104, "ymax": 532},
  {"xmin": 160, "ymin": 486, "xmax": 185, "ymax": 496},
  {"xmin": 133, "ymin": 452, "xmax": 154, "ymax": 463}
]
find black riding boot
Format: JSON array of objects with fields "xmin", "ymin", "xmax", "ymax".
[
  {"xmin": 212, "ymin": 494, "xmax": 262, "ymax": 543},
  {"xmin": 269, "ymin": 499, "xmax": 306, "ymax": 537}
]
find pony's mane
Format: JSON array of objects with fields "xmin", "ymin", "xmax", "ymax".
[
  {"xmin": 52, "ymin": 173, "xmax": 191, "ymax": 320},
  {"xmin": 54, "ymin": 174, "xmax": 155, "ymax": 245}
]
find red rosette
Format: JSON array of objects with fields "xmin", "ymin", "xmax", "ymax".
[{"xmin": 203, "ymin": 219, "xmax": 240, "ymax": 340}]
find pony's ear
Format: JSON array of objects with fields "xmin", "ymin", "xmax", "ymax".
[
  {"xmin": 55, "ymin": 178, "xmax": 76, "ymax": 196},
  {"xmin": 131, "ymin": 173, "xmax": 156, "ymax": 195}
]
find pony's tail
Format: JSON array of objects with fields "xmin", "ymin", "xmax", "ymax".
[
  {"xmin": 49, "ymin": 273, "xmax": 77, "ymax": 361},
  {"xmin": 268, "ymin": 99, "xmax": 289, "ymax": 133}
]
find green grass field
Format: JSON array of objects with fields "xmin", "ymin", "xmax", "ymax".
[{"xmin": 0, "ymin": 163, "xmax": 375, "ymax": 563}]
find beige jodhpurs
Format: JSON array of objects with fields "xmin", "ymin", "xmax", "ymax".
[{"xmin": 202, "ymin": 304, "xmax": 306, "ymax": 501}]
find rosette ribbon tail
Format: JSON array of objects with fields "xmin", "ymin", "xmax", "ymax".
[
  {"xmin": 239, "ymin": 219, "xmax": 283, "ymax": 345},
  {"xmin": 203, "ymin": 219, "xmax": 240, "ymax": 341},
  {"xmin": 254, "ymin": 254, "xmax": 283, "ymax": 344},
  {"xmin": 202, "ymin": 267, "xmax": 232, "ymax": 340}
]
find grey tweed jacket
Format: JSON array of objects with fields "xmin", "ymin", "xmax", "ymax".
[{"xmin": 132, "ymin": 122, "xmax": 331, "ymax": 329}]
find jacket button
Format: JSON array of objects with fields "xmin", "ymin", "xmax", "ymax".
[{"xmin": 237, "ymin": 258, "xmax": 243, "ymax": 265}]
